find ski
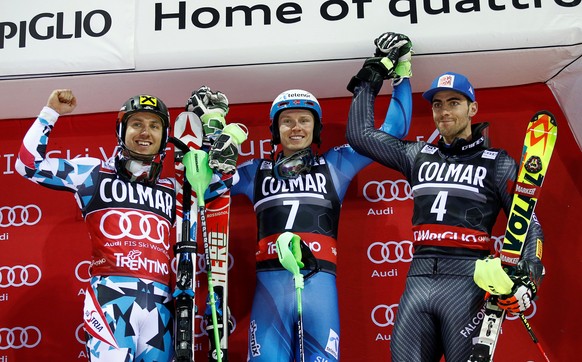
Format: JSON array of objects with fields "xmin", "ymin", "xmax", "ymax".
[
  {"xmin": 470, "ymin": 111, "xmax": 557, "ymax": 362},
  {"xmin": 203, "ymin": 180, "xmax": 232, "ymax": 361},
  {"xmin": 171, "ymin": 111, "xmax": 204, "ymax": 362}
]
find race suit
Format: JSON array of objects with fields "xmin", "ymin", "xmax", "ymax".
[
  {"xmin": 346, "ymin": 81, "xmax": 544, "ymax": 362},
  {"xmin": 16, "ymin": 106, "xmax": 226, "ymax": 361},
  {"xmin": 232, "ymin": 80, "xmax": 412, "ymax": 362}
]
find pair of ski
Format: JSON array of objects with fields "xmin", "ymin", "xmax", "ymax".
[
  {"xmin": 171, "ymin": 112, "xmax": 231, "ymax": 362},
  {"xmin": 469, "ymin": 111, "xmax": 558, "ymax": 362}
]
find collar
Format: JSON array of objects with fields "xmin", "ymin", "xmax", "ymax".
[{"xmin": 438, "ymin": 122, "xmax": 490, "ymax": 155}]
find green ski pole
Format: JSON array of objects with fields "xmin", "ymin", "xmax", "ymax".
[
  {"xmin": 276, "ymin": 232, "xmax": 306, "ymax": 362},
  {"xmin": 183, "ymin": 150, "xmax": 223, "ymax": 362}
]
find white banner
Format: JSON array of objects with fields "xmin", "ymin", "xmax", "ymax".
[
  {"xmin": 1, "ymin": 0, "xmax": 581, "ymax": 149},
  {"xmin": 0, "ymin": 0, "xmax": 134, "ymax": 78},
  {"xmin": 1, "ymin": 0, "xmax": 580, "ymax": 77}
]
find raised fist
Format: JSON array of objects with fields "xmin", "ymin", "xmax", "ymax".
[{"xmin": 47, "ymin": 89, "xmax": 77, "ymax": 115}]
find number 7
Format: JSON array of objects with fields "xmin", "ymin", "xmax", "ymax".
[{"xmin": 283, "ymin": 200, "xmax": 299, "ymax": 229}]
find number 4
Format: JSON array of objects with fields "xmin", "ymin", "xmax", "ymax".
[{"xmin": 431, "ymin": 191, "xmax": 448, "ymax": 221}]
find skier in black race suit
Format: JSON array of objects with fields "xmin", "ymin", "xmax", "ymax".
[{"xmin": 346, "ymin": 36, "xmax": 545, "ymax": 362}]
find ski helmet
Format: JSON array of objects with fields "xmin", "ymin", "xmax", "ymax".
[
  {"xmin": 115, "ymin": 94, "xmax": 171, "ymax": 155},
  {"xmin": 269, "ymin": 89, "xmax": 323, "ymax": 146}
]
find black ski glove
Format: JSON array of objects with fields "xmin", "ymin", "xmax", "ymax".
[{"xmin": 347, "ymin": 32, "xmax": 412, "ymax": 93}]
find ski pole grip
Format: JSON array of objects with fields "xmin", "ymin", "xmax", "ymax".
[
  {"xmin": 222, "ymin": 123, "xmax": 248, "ymax": 145},
  {"xmin": 276, "ymin": 232, "xmax": 304, "ymax": 276},
  {"xmin": 182, "ymin": 150, "xmax": 213, "ymax": 206}
]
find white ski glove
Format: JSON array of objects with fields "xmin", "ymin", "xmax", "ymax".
[
  {"xmin": 185, "ymin": 86, "xmax": 229, "ymax": 145},
  {"xmin": 185, "ymin": 86, "xmax": 229, "ymax": 118},
  {"xmin": 374, "ymin": 32, "xmax": 413, "ymax": 61}
]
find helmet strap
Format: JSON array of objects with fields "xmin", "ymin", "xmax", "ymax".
[{"xmin": 115, "ymin": 148, "xmax": 164, "ymax": 184}]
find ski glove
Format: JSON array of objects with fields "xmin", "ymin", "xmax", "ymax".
[
  {"xmin": 497, "ymin": 259, "xmax": 542, "ymax": 315},
  {"xmin": 374, "ymin": 32, "xmax": 413, "ymax": 85},
  {"xmin": 374, "ymin": 32, "xmax": 412, "ymax": 60},
  {"xmin": 186, "ymin": 86, "xmax": 229, "ymax": 145},
  {"xmin": 347, "ymin": 57, "xmax": 394, "ymax": 93},
  {"xmin": 185, "ymin": 86, "xmax": 229, "ymax": 118},
  {"xmin": 474, "ymin": 257, "xmax": 514, "ymax": 295},
  {"xmin": 347, "ymin": 32, "xmax": 412, "ymax": 93},
  {"xmin": 497, "ymin": 274, "xmax": 537, "ymax": 314},
  {"xmin": 208, "ymin": 123, "xmax": 248, "ymax": 174}
]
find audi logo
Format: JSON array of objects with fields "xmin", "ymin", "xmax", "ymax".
[
  {"xmin": 367, "ymin": 241, "xmax": 414, "ymax": 264},
  {"xmin": 506, "ymin": 301, "xmax": 537, "ymax": 321},
  {"xmin": 0, "ymin": 204, "xmax": 42, "ymax": 227},
  {"xmin": 363, "ymin": 179, "xmax": 412, "ymax": 203},
  {"xmin": 75, "ymin": 261, "xmax": 92, "ymax": 283},
  {"xmin": 0, "ymin": 326, "xmax": 42, "ymax": 350},
  {"xmin": 199, "ymin": 313, "xmax": 237, "ymax": 337},
  {"xmin": 371, "ymin": 304, "xmax": 398, "ymax": 327},
  {"xmin": 99, "ymin": 210, "xmax": 170, "ymax": 250},
  {"xmin": 0, "ymin": 264, "xmax": 42, "ymax": 288},
  {"xmin": 171, "ymin": 253, "xmax": 235, "ymax": 275},
  {"xmin": 491, "ymin": 235, "xmax": 504, "ymax": 255},
  {"xmin": 76, "ymin": 323, "xmax": 87, "ymax": 344}
]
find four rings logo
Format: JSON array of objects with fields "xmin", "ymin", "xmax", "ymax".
[
  {"xmin": 200, "ymin": 314, "xmax": 237, "ymax": 337},
  {"xmin": 0, "ymin": 326, "xmax": 42, "ymax": 350},
  {"xmin": 367, "ymin": 241, "xmax": 414, "ymax": 264},
  {"xmin": 371, "ymin": 304, "xmax": 398, "ymax": 327},
  {"xmin": 0, "ymin": 264, "xmax": 42, "ymax": 288},
  {"xmin": 506, "ymin": 301, "xmax": 537, "ymax": 321},
  {"xmin": 0, "ymin": 204, "xmax": 42, "ymax": 227},
  {"xmin": 99, "ymin": 210, "xmax": 170, "ymax": 250},
  {"xmin": 171, "ymin": 253, "xmax": 235, "ymax": 276},
  {"xmin": 363, "ymin": 180, "xmax": 412, "ymax": 203},
  {"xmin": 75, "ymin": 261, "xmax": 92, "ymax": 283},
  {"xmin": 491, "ymin": 235, "xmax": 504, "ymax": 254}
]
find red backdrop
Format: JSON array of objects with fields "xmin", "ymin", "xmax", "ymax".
[{"xmin": 1, "ymin": 83, "xmax": 580, "ymax": 361}]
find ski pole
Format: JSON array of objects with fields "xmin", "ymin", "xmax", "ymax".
[
  {"xmin": 169, "ymin": 135, "xmax": 198, "ymax": 362},
  {"xmin": 519, "ymin": 314, "xmax": 550, "ymax": 362},
  {"xmin": 276, "ymin": 232, "xmax": 306, "ymax": 362},
  {"xmin": 183, "ymin": 149, "xmax": 223, "ymax": 362}
]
